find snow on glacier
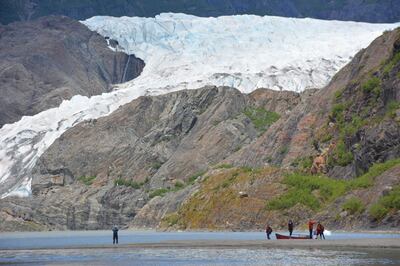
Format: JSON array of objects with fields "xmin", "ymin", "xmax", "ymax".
[
  {"xmin": 83, "ymin": 13, "xmax": 397, "ymax": 93},
  {"xmin": 0, "ymin": 13, "xmax": 398, "ymax": 198}
]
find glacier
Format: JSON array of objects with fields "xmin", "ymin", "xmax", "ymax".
[
  {"xmin": 0, "ymin": 13, "xmax": 398, "ymax": 198},
  {"xmin": 83, "ymin": 13, "xmax": 398, "ymax": 93}
]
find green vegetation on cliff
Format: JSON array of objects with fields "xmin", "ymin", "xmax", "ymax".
[
  {"xmin": 243, "ymin": 107, "xmax": 280, "ymax": 132},
  {"xmin": 362, "ymin": 76, "xmax": 381, "ymax": 97},
  {"xmin": 291, "ymin": 156, "xmax": 314, "ymax": 171},
  {"xmin": 330, "ymin": 139, "xmax": 354, "ymax": 167},
  {"xmin": 325, "ymin": 102, "xmax": 356, "ymax": 166},
  {"xmin": 174, "ymin": 167, "xmax": 280, "ymax": 229},
  {"xmin": 114, "ymin": 177, "xmax": 149, "ymax": 189},
  {"xmin": 163, "ymin": 158, "xmax": 400, "ymax": 230},
  {"xmin": 320, "ymin": 42, "xmax": 400, "ymax": 170},
  {"xmin": 266, "ymin": 173, "xmax": 346, "ymax": 210},
  {"xmin": 352, "ymin": 158, "xmax": 400, "ymax": 188},
  {"xmin": 267, "ymin": 158, "xmax": 400, "ymax": 211},
  {"xmin": 383, "ymin": 49, "xmax": 400, "ymax": 75},
  {"xmin": 369, "ymin": 185, "xmax": 400, "ymax": 220},
  {"xmin": 387, "ymin": 100, "xmax": 400, "ymax": 118},
  {"xmin": 77, "ymin": 175, "xmax": 96, "ymax": 185},
  {"xmin": 149, "ymin": 181, "xmax": 187, "ymax": 198},
  {"xmin": 342, "ymin": 197, "xmax": 365, "ymax": 214},
  {"xmin": 188, "ymin": 170, "xmax": 207, "ymax": 184},
  {"xmin": 149, "ymin": 188, "xmax": 170, "ymax": 198},
  {"xmin": 161, "ymin": 212, "xmax": 181, "ymax": 227},
  {"xmin": 214, "ymin": 163, "xmax": 233, "ymax": 169}
]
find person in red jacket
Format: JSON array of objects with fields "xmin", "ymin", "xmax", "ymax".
[
  {"xmin": 316, "ymin": 222, "xmax": 325, "ymax": 239},
  {"xmin": 308, "ymin": 219, "xmax": 316, "ymax": 239}
]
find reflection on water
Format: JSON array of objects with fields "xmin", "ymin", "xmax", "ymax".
[{"xmin": 1, "ymin": 247, "xmax": 399, "ymax": 266}]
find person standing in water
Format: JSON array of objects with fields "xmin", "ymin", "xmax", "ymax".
[
  {"xmin": 112, "ymin": 225, "xmax": 119, "ymax": 244},
  {"xmin": 308, "ymin": 219, "xmax": 316, "ymax": 239},
  {"xmin": 316, "ymin": 222, "xmax": 325, "ymax": 239},
  {"xmin": 320, "ymin": 223, "xmax": 325, "ymax": 239},
  {"xmin": 265, "ymin": 224, "xmax": 273, "ymax": 240},
  {"xmin": 288, "ymin": 220, "xmax": 294, "ymax": 237}
]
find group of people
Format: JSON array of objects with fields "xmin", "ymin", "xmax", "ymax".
[
  {"xmin": 111, "ymin": 220, "xmax": 326, "ymax": 244},
  {"xmin": 265, "ymin": 219, "xmax": 325, "ymax": 239},
  {"xmin": 308, "ymin": 219, "xmax": 325, "ymax": 239}
]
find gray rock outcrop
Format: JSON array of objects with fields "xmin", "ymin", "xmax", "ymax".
[
  {"xmin": 0, "ymin": 86, "xmax": 303, "ymax": 231},
  {"xmin": 0, "ymin": 15, "xmax": 144, "ymax": 127}
]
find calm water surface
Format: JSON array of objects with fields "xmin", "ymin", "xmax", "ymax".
[{"xmin": 0, "ymin": 231, "xmax": 399, "ymax": 265}]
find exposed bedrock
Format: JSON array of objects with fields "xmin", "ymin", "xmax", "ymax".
[
  {"xmin": 1, "ymin": 29, "xmax": 400, "ymax": 232},
  {"xmin": 0, "ymin": 15, "xmax": 144, "ymax": 127},
  {"xmin": 0, "ymin": 86, "xmax": 303, "ymax": 230}
]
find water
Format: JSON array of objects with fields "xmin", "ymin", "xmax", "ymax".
[
  {"xmin": 0, "ymin": 231, "xmax": 399, "ymax": 265},
  {"xmin": 1, "ymin": 230, "xmax": 400, "ymax": 250},
  {"xmin": 1, "ymin": 247, "xmax": 399, "ymax": 265}
]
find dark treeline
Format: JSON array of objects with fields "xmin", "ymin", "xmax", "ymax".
[{"xmin": 1, "ymin": 0, "xmax": 400, "ymax": 25}]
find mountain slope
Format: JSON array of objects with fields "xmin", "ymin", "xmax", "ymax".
[
  {"xmin": 0, "ymin": 86, "xmax": 301, "ymax": 230},
  {"xmin": 0, "ymin": 16, "xmax": 144, "ymax": 126},
  {"xmin": 1, "ymin": 14, "xmax": 394, "ymax": 199},
  {"xmin": 226, "ymin": 27, "xmax": 400, "ymax": 180},
  {"xmin": 2, "ymin": 23, "xmax": 400, "ymax": 230},
  {"xmin": 0, "ymin": 18, "xmax": 399, "ymax": 232},
  {"xmin": 2, "ymin": 0, "xmax": 400, "ymax": 25},
  {"xmin": 159, "ymin": 28, "xmax": 400, "ymax": 231},
  {"xmin": 166, "ymin": 161, "xmax": 400, "ymax": 231}
]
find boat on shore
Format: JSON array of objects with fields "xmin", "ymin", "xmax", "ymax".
[{"xmin": 275, "ymin": 233, "xmax": 309, "ymax": 240}]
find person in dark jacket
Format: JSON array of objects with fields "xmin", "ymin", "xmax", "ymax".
[
  {"xmin": 112, "ymin": 225, "xmax": 119, "ymax": 244},
  {"xmin": 308, "ymin": 219, "xmax": 316, "ymax": 239},
  {"xmin": 288, "ymin": 220, "xmax": 294, "ymax": 237},
  {"xmin": 316, "ymin": 222, "xmax": 325, "ymax": 239},
  {"xmin": 320, "ymin": 223, "xmax": 325, "ymax": 239},
  {"xmin": 265, "ymin": 224, "xmax": 273, "ymax": 240}
]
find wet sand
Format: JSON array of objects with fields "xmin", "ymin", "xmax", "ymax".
[
  {"xmin": 4, "ymin": 238, "xmax": 399, "ymax": 251},
  {"xmin": 148, "ymin": 238, "xmax": 400, "ymax": 249},
  {"xmin": 136, "ymin": 238, "xmax": 400, "ymax": 249}
]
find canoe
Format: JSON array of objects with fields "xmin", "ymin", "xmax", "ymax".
[{"xmin": 275, "ymin": 233, "xmax": 309, "ymax": 240}]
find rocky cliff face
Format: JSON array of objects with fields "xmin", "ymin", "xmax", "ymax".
[
  {"xmin": 183, "ymin": 28, "xmax": 400, "ymax": 231},
  {"xmin": 1, "ymin": 0, "xmax": 400, "ymax": 24},
  {"xmin": 1, "ymin": 28, "xmax": 399, "ymax": 232},
  {"xmin": 0, "ymin": 86, "xmax": 300, "ymax": 230},
  {"xmin": 227, "ymin": 28, "xmax": 400, "ymax": 177},
  {"xmin": 0, "ymin": 16, "xmax": 144, "ymax": 127}
]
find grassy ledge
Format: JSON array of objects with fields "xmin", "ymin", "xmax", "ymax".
[
  {"xmin": 114, "ymin": 177, "xmax": 149, "ymax": 189},
  {"xmin": 243, "ymin": 107, "xmax": 280, "ymax": 132},
  {"xmin": 77, "ymin": 176, "xmax": 96, "ymax": 185},
  {"xmin": 266, "ymin": 158, "xmax": 400, "ymax": 211},
  {"xmin": 369, "ymin": 185, "xmax": 400, "ymax": 220}
]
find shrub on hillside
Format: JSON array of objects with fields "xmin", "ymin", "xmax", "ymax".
[
  {"xmin": 114, "ymin": 177, "xmax": 149, "ymax": 189},
  {"xmin": 362, "ymin": 76, "xmax": 380, "ymax": 94},
  {"xmin": 149, "ymin": 188, "xmax": 169, "ymax": 198},
  {"xmin": 342, "ymin": 197, "xmax": 365, "ymax": 214},
  {"xmin": 243, "ymin": 107, "xmax": 280, "ymax": 132},
  {"xmin": 266, "ymin": 159, "xmax": 400, "ymax": 211},
  {"xmin": 369, "ymin": 184, "xmax": 400, "ymax": 221},
  {"xmin": 369, "ymin": 203, "xmax": 388, "ymax": 220},
  {"xmin": 77, "ymin": 176, "xmax": 96, "ymax": 185}
]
